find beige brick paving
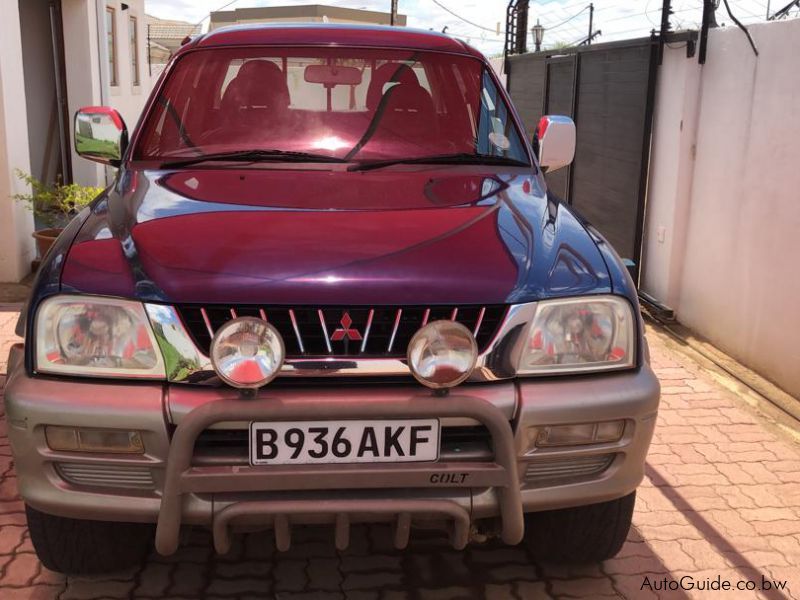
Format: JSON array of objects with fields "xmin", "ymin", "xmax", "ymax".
[
  {"xmin": 0, "ymin": 307, "xmax": 21, "ymax": 375},
  {"xmin": 1, "ymin": 306, "xmax": 799, "ymax": 599}
]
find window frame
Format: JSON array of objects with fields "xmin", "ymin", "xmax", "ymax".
[
  {"xmin": 476, "ymin": 68, "xmax": 526, "ymax": 160},
  {"xmin": 129, "ymin": 15, "xmax": 140, "ymax": 86},
  {"xmin": 106, "ymin": 6, "xmax": 118, "ymax": 87},
  {"xmin": 130, "ymin": 46, "xmax": 533, "ymax": 165}
]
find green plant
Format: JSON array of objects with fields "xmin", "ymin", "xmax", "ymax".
[{"xmin": 13, "ymin": 170, "xmax": 103, "ymax": 229}]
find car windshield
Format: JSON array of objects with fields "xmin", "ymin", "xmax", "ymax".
[{"xmin": 134, "ymin": 47, "xmax": 529, "ymax": 164}]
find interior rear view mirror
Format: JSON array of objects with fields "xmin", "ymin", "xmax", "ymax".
[{"xmin": 304, "ymin": 64, "xmax": 363, "ymax": 87}]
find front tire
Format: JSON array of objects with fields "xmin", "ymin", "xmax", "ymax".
[
  {"xmin": 523, "ymin": 492, "xmax": 635, "ymax": 563},
  {"xmin": 26, "ymin": 504, "xmax": 154, "ymax": 574}
]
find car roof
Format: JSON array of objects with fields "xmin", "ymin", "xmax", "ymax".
[{"xmin": 183, "ymin": 23, "xmax": 483, "ymax": 58}]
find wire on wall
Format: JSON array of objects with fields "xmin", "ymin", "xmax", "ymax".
[{"xmin": 722, "ymin": 0, "xmax": 760, "ymax": 54}]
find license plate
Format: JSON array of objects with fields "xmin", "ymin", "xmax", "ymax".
[{"xmin": 249, "ymin": 419, "xmax": 440, "ymax": 466}]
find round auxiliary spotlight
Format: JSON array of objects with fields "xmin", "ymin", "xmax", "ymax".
[
  {"xmin": 210, "ymin": 317, "xmax": 285, "ymax": 389},
  {"xmin": 407, "ymin": 320, "xmax": 479, "ymax": 390}
]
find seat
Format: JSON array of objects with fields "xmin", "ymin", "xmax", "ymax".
[
  {"xmin": 366, "ymin": 63, "xmax": 420, "ymax": 111},
  {"xmin": 378, "ymin": 82, "xmax": 438, "ymax": 143},
  {"xmin": 220, "ymin": 60, "xmax": 290, "ymax": 128}
]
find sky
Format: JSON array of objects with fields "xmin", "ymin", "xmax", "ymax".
[{"xmin": 144, "ymin": 0, "xmax": 790, "ymax": 56}]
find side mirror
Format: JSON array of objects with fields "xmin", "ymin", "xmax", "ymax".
[
  {"xmin": 74, "ymin": 106, "xmax": 128, "ymax": 166},
  {"xmin": 535, "ymin": 115, "xmax": 575, "ymax": 173}
]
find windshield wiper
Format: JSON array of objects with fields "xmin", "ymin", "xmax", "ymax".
[
  {"xmin": 160, "ymin": 149, "xmax": 347, "ymax": 169},
  {"xmin": 348, "ymin": 152, "xmax": 530, "ymax": 172}
]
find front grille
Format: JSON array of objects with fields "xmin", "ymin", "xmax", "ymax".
[
  {"xmin": 191, "ymin": 424, "xmax": 493, "ymax": 465},
  {"xmin": 176, "ymin": 305, "xmax": 506, "ymax": 358},
  {"xmin": 56, "ymin": 463, "xmax": 155, "ymax": 490},
  {"xmin": 524, "ymin": 454, "xmax": 615, "ymax": 486}
]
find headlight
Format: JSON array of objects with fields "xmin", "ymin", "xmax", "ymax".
[
  {"xmin": 517, "ymin": 296, "xmax": 635, "ymax": 375},
  {"xmin": 35, "ymin": 295, "xmax": 165, "ymax": 378},
  {"xmin": 407, "ymin": 320, "xmax": 478, "ymax": 389},
  {"xmin": 210, "ymin": 317, "xmax": 285, "ymax": 389}
]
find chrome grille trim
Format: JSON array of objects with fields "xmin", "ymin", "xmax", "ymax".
[
  {"xmin": 360, "ymin": 309, "xmax": 375, "ymax": 353},
  {"xmin": 178, "ymin": 305, "xmax": 504, "ymax": 358},
  {"xmin": 200, "ymin": 307, "xmax": 214, "ymax": 338},
  {"xmin": 387, "ymin": 309, "xmax": 403, "ymax": 353},
  {"xmin": 318, "ymin": 309, "xmax": 332, "ymax": 354},
  {"xmin": 288, "ymin": 309, "xmax": 305, "ymax": 353},
  {"xmin": 157, "ymin": 303, "xmax": 519, "ymax": 383},
  {"xmin": 473, "ymin": 306, "xmax": 486, "ymax": 336}
]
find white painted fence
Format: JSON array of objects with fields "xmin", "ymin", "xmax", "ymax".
[{"xmin": 642, "ymin": 18, "xmax": 800, "ymax": 398}]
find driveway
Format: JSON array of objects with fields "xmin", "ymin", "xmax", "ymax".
[{"xmin": 0, "ymin": 305, "xmax": 798, "ymax": 599}]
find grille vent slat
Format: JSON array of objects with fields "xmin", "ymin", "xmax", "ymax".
[
  {"xmin": 177, "ymin": 305, "xmax": 507, "ymax": 359},
  {"xmin": 524, "ymin": 454, "xmax": 615, "ymax": 485},
  {"xmin": 360, "ymin": 309, "xmax": 375, "ymax": 353},
  {"xmin": 56, "ymin": 463, "xmax": 155, "ymax": 490}
]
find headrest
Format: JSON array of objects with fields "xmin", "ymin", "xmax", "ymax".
[
  {"xmin": 366, "ymin": 63, "xmax": 420, "ymax": 111},
  {"xmin": 222, "ymin": 60, "xmax": 290, "ymax": 112}
]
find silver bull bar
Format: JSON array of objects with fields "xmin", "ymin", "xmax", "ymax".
[{"xmin": 154, "ymin": 395, "xmax": 524, "ymax": 554}]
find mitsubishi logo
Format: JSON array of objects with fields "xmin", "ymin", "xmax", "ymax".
[{"xmin": 331, "ymin": 312, "xmax": 362, "ymax": 341}]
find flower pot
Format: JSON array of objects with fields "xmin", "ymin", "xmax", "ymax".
[{"xmin": 32, "ymin": 228, "xmax": 63, "ymax": 258}]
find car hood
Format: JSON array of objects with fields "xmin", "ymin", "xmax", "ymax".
[{"xmin": 62, "ymin": 166, "xmax": 611, "ymax": 305}]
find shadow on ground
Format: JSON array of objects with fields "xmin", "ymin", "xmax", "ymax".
[{"xmin": 33, "ymin": 520, "xmax": 685, "ymax": 599}]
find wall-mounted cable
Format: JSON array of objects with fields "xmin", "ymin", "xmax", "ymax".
[{"xmin": 722, "ymin": 0, "xmax": 760, "ymax": 55}]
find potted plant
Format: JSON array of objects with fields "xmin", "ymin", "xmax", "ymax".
[{"xmin": 13, "ymin": 170, "xmax": 104, "ymax": 257}]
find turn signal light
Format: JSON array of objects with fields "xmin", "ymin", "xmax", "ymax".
[
  {"xmin": 532, "ymin": 420, "xmax": 625, "ymax": 449},
  {"xmin": 45, "ymin": 426, "xmax": 145, "ymax": 454}
]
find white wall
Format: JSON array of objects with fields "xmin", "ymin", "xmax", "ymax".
[
  {"xmin": 105, "ymin": 0, "xmax": 150, "ymax": 134},
  {"xmin": 0, "ymin": 1, "xmax": 35, "ymax": 282},
  {"xmin": 642, "ymin": 19, "xmax": 800, "ymax": 398},
  {"xmin": 641, "ymin": 43, "xmax": 702, "ymax": 309},
  {"xmin": 61, "ymin": 0, "xmax": 150, "ymax": 187},
  {"xmin": 19, "ymin": 0, "xmax": 62, "ymax": 187},
  {"xmin": 62, "ymin": 0, "xmax": 105, "ymax": 187},
  {"xmin": 0, "ymin": 0, "xmax": 156, "ymax": 285}
]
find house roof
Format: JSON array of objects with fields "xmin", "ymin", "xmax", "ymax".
[
  {"xmin": 187, "ymin": 23, "xmax": 479, "ymax": 57},
  {"xmin": 145, "ymin": 15, "xmax": 201, "ymax": 48},
  {"xmin": 148, "ymin": 24, "xmax": 201, "ymax": 40},
  {"xmin": 209, "ymin": 5, "xmax": 407, "ymax": 27}
]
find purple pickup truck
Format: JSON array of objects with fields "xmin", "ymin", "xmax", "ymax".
[{"xmin": 4, "ymin": 24, "xmax": 659, "ymax": 573}]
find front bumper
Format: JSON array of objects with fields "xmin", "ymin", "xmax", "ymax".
[{"xmin": 3, "ymin": 343, "xmax": 659, "ymax": 552}]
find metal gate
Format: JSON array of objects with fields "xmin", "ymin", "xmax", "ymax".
[{"xmin": 506, "ymin": 37, "xmax": 659, "ymax": 282}]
